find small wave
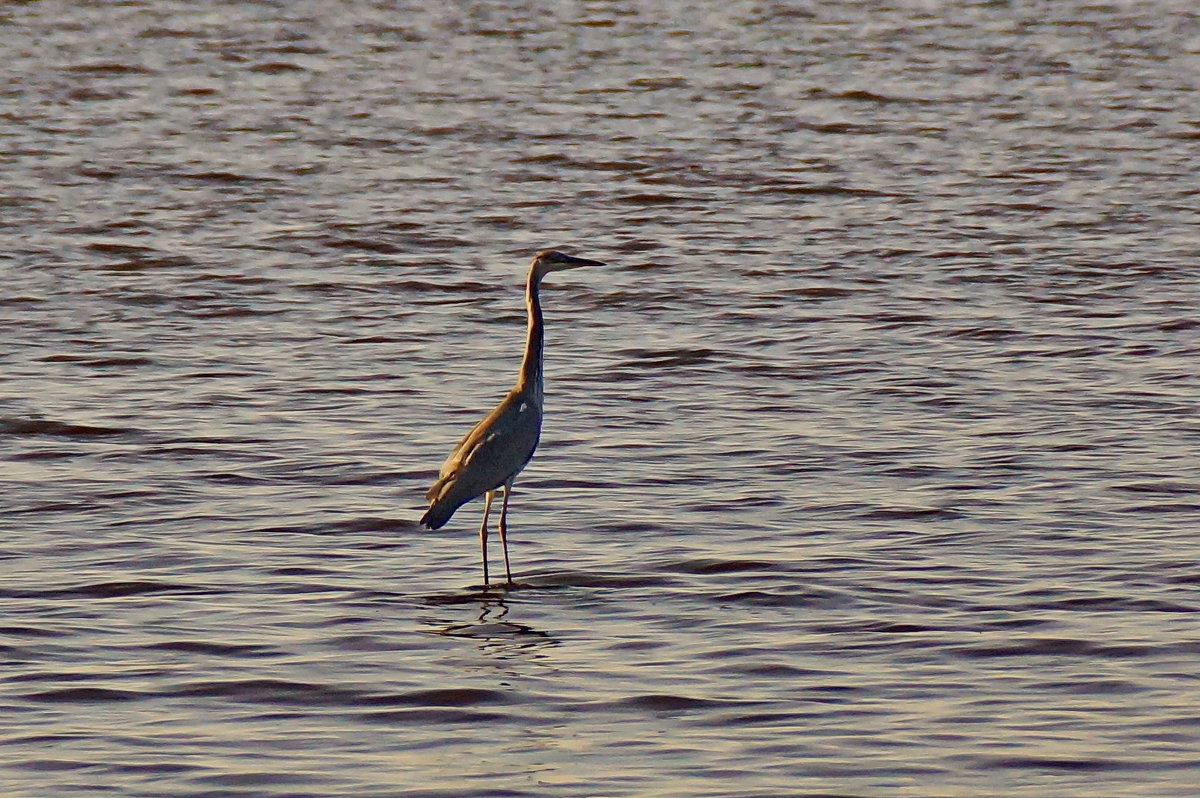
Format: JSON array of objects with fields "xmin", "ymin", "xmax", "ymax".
[
  {"xmin": 370, "ymin": 687, "xmax": 509, "ymax": 707},
  {"xmin": 0, "ymin": 417, "xmax": 132, "ymax": 438},
  {"xmin": 1112, "ymin": 481, "xmax": 1199, "ymax": 495},
  {"xmin": 0, "ymin": 581, "xmax": 202, "ymax": 600},
  {"xmin": 0, "ymin": 625, "xmax": 67, "ymax": 639},
  {"xmin": 176, "ymin": 170, "xmax": 281, "ymax": 184},
  {"xmin": 614, "ymin": 192, "xmax": 693, "ymax": 205},
  {"xmin": 173, "ymin": 679, "xmax": 364, "ymax": 706},
  {"xmin": 944, "ymin": 326, "xmax": 1023, "ymax": 340},
  {"xmin": 607, "ymin": 693, "xmax": 758, "ymax": 712},
  {"xmin": 756, "ymin": 182, "xmax": 893, "ymax": 196},
  {"xmin": 628, "ymin": 76, "xmax": 689, "ymax": 89},
  {"xmin": 63, "ymin": 61, "xmax": 152, "ymax": 75},
  {"xmin": 142, "ymin": 640, "xmax": 281, "ymax": 658},
  {"xmin": 108, "ymin": 763, "xmax": 199, "ymax": 775},
  {"xmin": 534, "ymin": 478, "xmax": 619, "ymax": 489},
  {"xmin": 507, "ymin": 571, "xmax": 678, "ymax": 590},
  {"xmin": 666, "ymin": 558, "xmax": 779, "ymax": 575},
  {"xmin": 614, "ymin": 347, "xmax": 723, "ymax": 367},
  {"xmin": 809, "ymin": 87, "xmax": 939, "ymax": 105},
  {"xmin": 247, "ymin": 516, "xmax": 415, "ymax": 537},
  {"xmin": 85, "ymin": 240, "xmax": 194, "ymax": 264},
  {"xmin": 587, "ymin": 521, "xmax": 670, "ymax": 536},
  {"xmin": 780, "ymin": 285, "xmax": 861, "ymax": 298},
  {"xmin": 354, "ymin": 708, "xmax": 513, "ymax": 725},
  {"xmin": 38, "ymin": 354, "xmax": 154, "ymax": 367},
  {"xmin": 1016, "ymin": 595, "xmax": 1197, "ymax": 613},
  {"xmin": 93, "ymin": 256, "xmax": 195, "ymax": 271},
  {"xmin": 514, "ymin": 153, "xmax": 652, "ymax": 173},
  {"xmin": 374, "ymin": 278, "xmax": 494, "ymax": 295},
  {"xmin": 320, "ymin": 237, "xmax": 407, "ymax": 254},
  {"xmin": 1116, "ymin": 502, "xmax": 1200, "ymax": 515},
  {"xmin": 952, "ymin": 638, "xmax": 1157, "ymax": 659},
  {"xmin": 248, "ymin": 61, "xmax": 307, "ymax": 74},
  {"xmin": 713, "ymin": 589, "xmax": 838, "ymax": 608},
  {"xmin": 857, "ymin": 506, "xmax": 964, "ymax": 521},
  {"xmin": 787, "ymin": 120, "xmax": 886, "ymax": 135},
  {"xmin": 323, "ymin": 225, "xmax": 471, "ymax": 250},
  {"xmin": 818, "ymin": 620, "xmax": 944, "ymax": 634},
  {"xmin": 23, "ymin": 687, "xmax": 147, "ymax": 703},
  {"xmin": 979, "ymin": 756, "xmax": 1134, "ymax": 772}
]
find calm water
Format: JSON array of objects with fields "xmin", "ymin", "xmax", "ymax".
[{"xmin": 3, "ymin": 1, "xmax": 1199, "ymax": 796}]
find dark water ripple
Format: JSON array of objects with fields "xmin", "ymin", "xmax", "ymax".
[{"xmin": 3, "ymin": 0, "xmax": 1200, "ymax": 796}]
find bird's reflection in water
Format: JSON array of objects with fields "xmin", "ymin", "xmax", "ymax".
[{"xmin": 422, "ymin": 588, "xmax": 558, "ymax": 659}]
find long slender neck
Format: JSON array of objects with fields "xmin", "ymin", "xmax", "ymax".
[{"xmin": 516, "ymin": 268, "xmax": 545, "ymax": 404}]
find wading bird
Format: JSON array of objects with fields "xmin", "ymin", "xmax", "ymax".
[{"xmin": 420, "ymin": 249, "xmax": 605, "ymax": 586}]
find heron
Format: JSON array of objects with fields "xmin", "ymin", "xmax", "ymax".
[{"xmin": 420, "ymin": 249, "xmax": 605, "ymax": 586}]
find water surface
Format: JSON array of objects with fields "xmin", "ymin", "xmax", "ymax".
[{"xmin": 2, "ymin": 1, "xmax": 1199, "ymax": 796}]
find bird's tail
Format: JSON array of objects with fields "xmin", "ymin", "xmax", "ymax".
[{"xmin": 419, "ymin": 500, "xmax": 457, "ymax": 530}]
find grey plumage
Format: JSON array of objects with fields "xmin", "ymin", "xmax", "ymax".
[{"xmin": 420, "ymin": 249, "xmax": 605, "ymax": 585}]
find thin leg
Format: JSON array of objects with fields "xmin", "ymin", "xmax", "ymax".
[
  {"xmin": 479, "ymin": 490, "xmax": 494, "ymax": 586},
  {"xmin": 498, "ymin": 481, "xmax": 513, "ymax": 584}
]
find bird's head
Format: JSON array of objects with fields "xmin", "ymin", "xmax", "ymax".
[{"xmin": 530, "ymin": 249, "xmax": 606, "ymax": 277}]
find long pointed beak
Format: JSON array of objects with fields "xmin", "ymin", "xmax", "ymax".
[{"xmin": 560, "ymin": 255, "xmax": 606, "ymax": 269}]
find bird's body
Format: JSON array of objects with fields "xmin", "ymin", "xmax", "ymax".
[
  {"xmin": 420, "ymin": 249, "xmax": 604, "ymax": 586},
  {"xmin": 420, "ymin": 387, "xmax": 540, "ymax": 530}
]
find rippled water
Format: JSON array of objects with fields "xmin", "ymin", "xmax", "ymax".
[{"xmin": 3, "ymin": 1, "xmax": 1200, "ymax": 796}]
